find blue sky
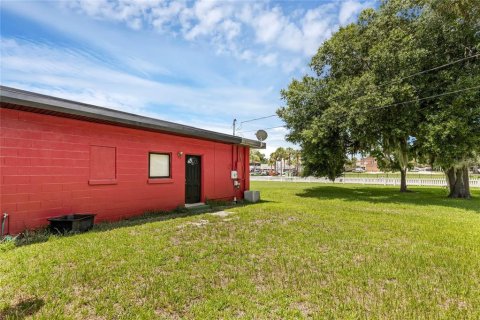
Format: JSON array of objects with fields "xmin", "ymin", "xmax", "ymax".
[{"xmin": 1, "ymin": 0, "xmax": 375, "ymax": 155}]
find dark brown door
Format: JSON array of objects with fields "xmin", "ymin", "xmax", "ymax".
[{"xmin": 185, "ymin": 155, "xmax": 201, "ymax": 203}]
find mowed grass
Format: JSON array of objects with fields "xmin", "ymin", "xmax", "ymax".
[{"xmin": 1, "ymin": 183, "xmax": 479, "ymax": 319}]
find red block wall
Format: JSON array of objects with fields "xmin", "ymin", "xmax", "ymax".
[{"xmin": 0, "ymin": 107, "xmax": 250, "ymax": 234}]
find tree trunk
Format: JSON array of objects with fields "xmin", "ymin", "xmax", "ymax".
[
  {"xmin": 399, "ymin": 167, "xmax": 408, "ymax": 192},
  {"xmin": 446, "ymin": 167, "xmax": 456, "ymax": 189},
  {"xmin": 445, "ymin": 165, "xmax": 471, "ymax": 198},
  {"xmin": 462, "ymin": 166, "xmax": 470, "ymax": 193},
  {"xmin": 395, "ymin": 137, "xmax": 409, "ymax": 192}
]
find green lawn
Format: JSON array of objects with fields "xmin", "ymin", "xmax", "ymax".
[{"xmin": 1, "ymin": 183, "xmax": 479, "ymax": 319}]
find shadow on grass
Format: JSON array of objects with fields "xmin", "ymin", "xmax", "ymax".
[
  {"xmin": 297, "ymin": 185, "xmax": 480, "ymax": 213},
  {"xmin": 10, "ymin": 200, "xmax": 274, "ymax": 248},
  {"xmin": 0, "ymin": 298, "xmax": 44, "ymax": 319}
]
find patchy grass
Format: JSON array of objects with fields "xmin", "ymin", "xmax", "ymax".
[{"xmin": 1, "ymin": 183, "xmax": 479, "ymax": 319}]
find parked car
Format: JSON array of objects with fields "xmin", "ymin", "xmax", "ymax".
[{"xmin": 353, "ymin": 167, "xmax": 365, "ymax": 173}]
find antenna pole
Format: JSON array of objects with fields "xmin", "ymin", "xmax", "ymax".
[{"xmin": 233, "ymin": 118, "xmax": 237, "ymax": 136}]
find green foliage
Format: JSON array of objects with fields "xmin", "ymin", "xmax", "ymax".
[
  {"xmin": 268, "ymin": 147, "xmax": 302, "ymax": 175},
  {"xmin": 249, "ymin": 150, "xmax": 267, "ymax": 164},
  {"xmin": 278, "ymin": 0, "xmax": 479, "ymax": 194},
  {"xmin": 413, "ymin": 0, "xmax": 480, "ymax": 169},
  {"xmin": 0, "ymin": 238, "xmax": 15, "ymax": 253}
]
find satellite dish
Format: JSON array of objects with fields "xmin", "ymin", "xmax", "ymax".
[{"xmin": 255, "ymin": 129, "xmax": 268, "ymax": 141}]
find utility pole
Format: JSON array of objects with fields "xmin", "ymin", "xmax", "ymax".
[{"xmin": 232, "ymin": 118, "xmax": 237, "ymax": 136}]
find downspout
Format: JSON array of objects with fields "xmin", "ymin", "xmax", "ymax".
[
  {"xmin": 1, "ymin": 212, "xmax": 8, "ymax": 237},
  {"xmin": 232, "ymin": 144, "xmax": 237, "ymax": 203},
  {"xmin": 244, "ymin": 147, "xmax": 250, "ymax": 191},
  {"xmin": 238, "ymin": 147, "xmax": 244, "ymax": 193}
]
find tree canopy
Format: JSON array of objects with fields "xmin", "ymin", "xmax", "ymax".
[
  {"xmin": 250, "ymin": 150, "xmax": 267, "ymax": 164},
  {"xmin": 278, "ymin": 0, "xmax": 479, "ymax": 197}
]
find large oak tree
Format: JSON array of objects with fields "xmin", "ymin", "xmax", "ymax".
[{"xmin": 278, "ymin": 0, "xmax": 479, "ymax": 197}]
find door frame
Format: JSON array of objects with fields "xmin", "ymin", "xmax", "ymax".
[{"xmin": 185, "ymin": 153, "xmax": 204, "ymax": 203}]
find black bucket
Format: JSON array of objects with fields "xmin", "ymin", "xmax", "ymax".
[{"xmin": 47, "ymin": 214, "xmax": 96, "ymax": 233}]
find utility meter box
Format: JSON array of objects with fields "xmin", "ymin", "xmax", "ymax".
[
  {"xmin": 231, "ymin": 170, "xmax": 238, "ymax": 179},
  {"xmin": 244, "ymin": 191, "xmax": 260, "ymax": 203}
]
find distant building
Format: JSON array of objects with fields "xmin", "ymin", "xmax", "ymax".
[{"xmin": 356, "ymin": 156, "xmax": 379, "ymax": 172}]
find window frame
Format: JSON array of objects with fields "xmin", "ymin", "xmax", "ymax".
[{"xmin": 148, "ymin": 152, "xmax": 172, "ymax": 179}]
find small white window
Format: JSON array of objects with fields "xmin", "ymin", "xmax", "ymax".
[{"xmin": 149, "ymin": 153, "xmax": 171, "ymax": 178}]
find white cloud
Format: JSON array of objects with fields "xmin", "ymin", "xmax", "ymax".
[
  {"xmin": 221, "ymin": 20, "xmax": 241, "ymax": 41},
  {"xmin": 184, "ymin": 0, "xmax": 233, "ymax": 40},
  {"xmin": 253, "ymin": 8, "xmax": 284, "ymax": 44},
  {"xmin": 0, "ymin": 0, "xmax": 375, "ymax": 152},
  {"xmin": 257, "ymin": 53, "xmax": 278, "ymax": 67},
  {"xmin": 151, "ymin": 1, "xmax": 186, "ymax": 33},
  {"xmin": 339, "ymin": 0, "xmax": 371, "ymax": 25},
  {"xmin": 239, "ymin": 50, "xmax": 254, "ymax": 61},
  {"xmin": 281, "ymin": 57, "xmax": 304, "ymax": 73},
  {"xmin": 302, "ymin": 6, "xmax": 337, "ymax": 55},
  {"xmin": 60, "ymin": 0, "xmax": 376, "ymax": 70},
  {"xmin": 0, "ymin": 38, "xmax": 278, "ymax": 119}
]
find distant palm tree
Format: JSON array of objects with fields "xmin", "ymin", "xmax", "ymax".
[
  {"xmin": 249, "ymin": 150, "xmax": 260, "ymax": 173},
  {"xmin": 273, "ymin": 147, "xmax": 286, "ymax": 176},
  {"xmin": 269, "ymin": 151, "xmax": 277, "ymax": 174},
  {"xmin": 293, "ymin": 149, "xmax": 302, "ymax": 176},
  {"xmin": 285, "ymin": 147, "xmax": 295, "ymax": 176}
]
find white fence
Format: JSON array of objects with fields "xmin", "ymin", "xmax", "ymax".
[{"xmin": 251, "ymin": 176, "xmax": 480, "ymax": 188}]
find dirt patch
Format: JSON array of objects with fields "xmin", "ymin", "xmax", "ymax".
[
  {"xmin": 290, "ymin": 301, "xmax": 315, "ymax": 317},
  {"xmin": 441, "ymin": 297, "xmax": 468, "ymax": 310},
  {"xmin": 189, "ymin": 219, "xmax": 209, "ymax": 227},
  {"xmin": 154, "ymin": 308, "xmax": 181, "ymax": 319},
  {"xmin": 177, "ymin": 219, "xmax": 209, "ymax": 229},
  {"xmin": 209, "ymin": 211, "xmax": 234, "ymax": 217}
]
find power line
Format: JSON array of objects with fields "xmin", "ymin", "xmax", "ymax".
[
  {"xmin": 238, "ymin": 125, "xmax": 287, "ymax": 133},
  {"xmin": 237, "ymin": 53, "xmax": 480, "ymax": 134},
  {"xmin": 293, "ymin": 53, "xmax": 480, "ymax": 98},
  {"xmin": 235, "ymin": 114, "xmax": 279, "ymax": 133},
  {"xmin": 237, "ymin": 84, "xmax": 480, "ymax": 134},
  {"xmin": 240, "ymin": 114, "xmax": 277, "ymax": 124},
  {"xmin": 317, "ymin": 85, "xmax": 480, "ymax": 121},
  {"xmin": 365, "ymin": 84, "xmax": 480, "ymax": 112},
  {"xmin": 237, "ymin": 54, "xmax": 479, "ymax": 131},
  {"xmin": 377, "ymin": 53, "xmax": 480, "ymax": 87}
]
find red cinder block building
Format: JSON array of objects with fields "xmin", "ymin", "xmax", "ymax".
[{"xmin": 0, "ymin": 86, "xmax": 265, "ymax": 235}]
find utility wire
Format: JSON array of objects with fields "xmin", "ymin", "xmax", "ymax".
[
  {"xmin": 236, "ymin": 53, "xmax": 480, "ymax": 134},
  {"xmin": 236, "ymin": 114, "xmax": 279, "ymax": 132},
  {"xmin": 237, "ymin": 54, "xmax": 479, "ymax": 129},
  {"xmin": 292, "ymin": 53, "xmax": 480, "ymax": 98},
  {"xmin": 240, "ymin": 114, "xmax": 277, "ymax": 124},
  {"xmin": 237, "ymin": 84, "xmax": 480, "ymax": 134},
  {"xmin": 364, "ymin": 84, "xmax": 480, "ymax": 112},
  {"xmin": 377, "ymin": 53, "xmax": 480, "ymax": 87},
  {"xmin": 314, "ymin": 85, "xmax": 480, "ymax": 121},
  {"xmin": 238, "ymin": 125, "xmax": 287, "ymax": 133}
]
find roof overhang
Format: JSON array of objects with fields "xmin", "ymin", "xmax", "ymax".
[{"xmin": 0, "ymin": 86, "xmax": 265, "ymax": 149}]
